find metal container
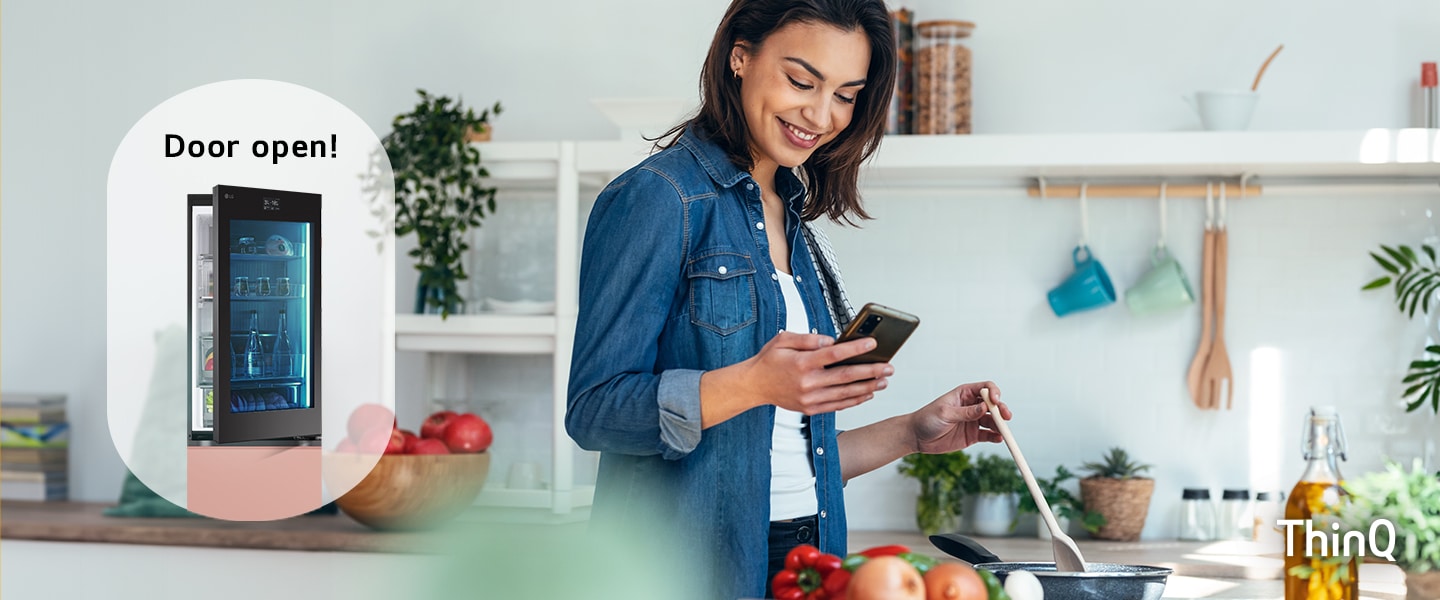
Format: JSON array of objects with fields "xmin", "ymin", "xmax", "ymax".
[{"xmin": 975, "ymin": 562, "xmax": 1173, "ymax": 600}]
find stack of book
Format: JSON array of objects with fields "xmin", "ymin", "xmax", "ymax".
[{"xmin": 1, "ymin": 392, "xmax": 68, "ymax": 501}]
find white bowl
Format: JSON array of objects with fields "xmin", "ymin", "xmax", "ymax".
[{"xmin": 589, "ymin": 97, "xmax": 695, "ymax": 140}]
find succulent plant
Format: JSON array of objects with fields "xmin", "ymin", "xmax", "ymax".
[{"xmin": 1080, "ymin": 447, "xmax": 1152, "ymax": 480}]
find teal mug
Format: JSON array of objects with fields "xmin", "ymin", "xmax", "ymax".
[
  {"xmin": 1125, "ymin": 247, "xmax": 1195, "ymax": 316},
  {"xmin": 1048, "ymin": 246, "xmax": 1116, "ymax": 317}
]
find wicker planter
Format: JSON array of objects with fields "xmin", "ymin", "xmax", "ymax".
[
  {"xmin": 1410, "ymin": 571, "xmax": 1440, "ymax": 600},
  {"xmin": 1080, "ymin": 477, "xmax": 1154, "ymax": 541}
]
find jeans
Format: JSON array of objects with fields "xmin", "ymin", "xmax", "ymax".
[{"xmin": 766, "ymin": 514, "xmax": 820, "ymax": 597}]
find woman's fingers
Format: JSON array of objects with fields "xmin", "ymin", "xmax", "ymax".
[{"xmin": 806, "ymin": 336, "xmax": 876, "ymax": 367}]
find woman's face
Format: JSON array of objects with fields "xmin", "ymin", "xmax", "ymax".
[{"xmin": 731, "ymin": 21, "xmax": 870, "ymax": 170}]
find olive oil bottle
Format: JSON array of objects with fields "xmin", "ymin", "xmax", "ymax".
[{"xmin": 1284, "ymin": 407, "xmax": 1358, "ymax": 600}]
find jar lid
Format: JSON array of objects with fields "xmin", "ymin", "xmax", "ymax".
[
  {"xmin": 1256, "ymin": 492, "xmax": 1276, "ymax": 501},
  {"xmin": 916, "ymin": 20, "xmax": 976, "ymax": 38},
  {"xmin": 1181, "ymin": 488, "xmax": 1211, "ymax": 500},
  {"xmin": 1222, "ymin": 489, "xmax": 1250, "ymax": 500}
]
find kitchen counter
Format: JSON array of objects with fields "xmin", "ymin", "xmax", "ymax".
[
  {"xmin": 851, "ymin": 531, "xmax": 1410, "ymax": 600},
  {"xmin": 4, "ymin": 502, "xmax": 1412, "ymax": 599},
  {"xmin": 0, "ymin": 500, "xmax": 436, "ymax": 553}
]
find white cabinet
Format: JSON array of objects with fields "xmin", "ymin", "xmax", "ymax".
[{"xmin": 395, "ymin": 129, "xmax": 1440, "ymax": 520}]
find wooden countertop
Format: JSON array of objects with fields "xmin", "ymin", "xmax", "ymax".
[{"xmin": 0, "ymin": 501, "xmax": 435, "ymax": 553}]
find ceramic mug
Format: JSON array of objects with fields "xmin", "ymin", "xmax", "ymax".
[
  {"xmin": 1184, "ymin": 90, "xmax": 1259, "ymax": 131},
  {"xmin": 1048, "ymin": 245, "xmax": 1116, "ymax": 317},
  {"xmin": 1125, "ymin": 247, "xmax": 1195, "ymax": 316}
]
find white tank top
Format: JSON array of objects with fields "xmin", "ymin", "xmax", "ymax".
[{"xmin": 771, "ymin": 270, "xmax": 819, "ymax": 520}]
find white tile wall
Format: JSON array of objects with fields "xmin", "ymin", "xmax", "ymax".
[{"xmin": 408, "ymin": 190, "xmax": 1440, "ymax": 539}]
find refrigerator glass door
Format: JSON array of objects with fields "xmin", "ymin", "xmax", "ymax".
[
  {"xmin": 213, "ymin": 185, "xmax": 321, "ymax": 444},
  {"xmin": 189, "ymin": 196, "xmax": 215, "ymax": 441}
]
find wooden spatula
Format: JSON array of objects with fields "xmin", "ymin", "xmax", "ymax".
[
  {"xmin": 1205, "ymin": 227, "xmax": 1234, "ymax": 409},
  {"xmin": 1186, "ymin": 225, "xmax": 1217, "ymax": 409},
  {"xmin": 980, "ymin": 388, "xmax": 1087, "ymax": 572}
]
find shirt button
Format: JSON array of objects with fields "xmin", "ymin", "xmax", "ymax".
[
  {"xmin": 771, "ymin": 272, "xmax": 779, "ymax": 281},
  {"xmin": 815, "ymin": 447, "xmax": 824, "ymax": 456},
  {"xmin": 810, "ymin": 328, "xmax": 817, "ymax": 334},
  {"xmin": 746, "ymin": 183, "xmax": 754, "ymax": 191},
  {"xmin": 718, "ymin": 266, "xmax": 728, "ymax": 275},
  {"xmin": 820, "ymin": 510, "xmax": 827, "ymax": 519},
  {"xmin": 756, "ymin": 222, "xmax": 765, "ymax": 230},
  {"xmin": 795, "ymin": 276, "xmax": 802, "ymax": 283}
]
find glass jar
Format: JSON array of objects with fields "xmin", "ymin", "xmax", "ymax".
[
  {"xmin": 1178, "ymin": 488, "xmax": 1216, "ymax": 541},
  {"xmin": 886, "ymin": 8, "xmax": 916, "ymax": 134},
  {"xmin": 914, "ymin": 20, "xmax": 975, "ymax": 134},
  {"xmin": 1284, "ymin": 406, "xmax": 1358, "ymax": 600},
  {"xmin": 1219, "ymin": 489, "xmax": 1252, "ymax": 540}
]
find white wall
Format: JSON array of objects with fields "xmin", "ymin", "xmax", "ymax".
[{"xmin": 4, "ymin": 0, "xmax": 1439, "ymax": 539}]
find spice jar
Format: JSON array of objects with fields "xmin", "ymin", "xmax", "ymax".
[
  {"xmin": 1219, "ymin": 489, "xmax": 1252, "ymax": 540},
  {"xmin": 914, "ymin": 20, "xmax": 975, "ymax": 134},
  {"xmin": 1178, "ymin": 488, "xmax": 1216, "ymax": 541}
]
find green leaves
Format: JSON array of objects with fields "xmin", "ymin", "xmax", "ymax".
[
  {"xmin": 959, "ymin": 454, "xmax": 1024, "ymax": 496},
  {"xmin": 1335, "ymin": 460, "xmax": 1440, "ymax": 573},
  {"xmin": 1015, "ymin": 465, "xmax": 1107, "ymax": 534},
  {"xmin": 1080, "ymin": 447, "xmax": 1152, "ymax": 480},
  {"xmin": 1363, "ymin": 244, "xmax": 1440, "ymax": 413},
  {"xmin": 899, "ymin": 451, "xmax": 971, "ymax": 535},
  {"xmin": 385, "ymin": 89, "xmax": 503, "ymax": 318}
]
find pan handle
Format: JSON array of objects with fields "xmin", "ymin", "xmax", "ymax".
[{"xmin": 928, "ymin": 532, "xmax": 1003, "ymax": 565}]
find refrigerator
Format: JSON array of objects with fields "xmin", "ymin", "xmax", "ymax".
[{"xmin": 189, "ymin": 185, "xmax": 321, "ymax": 445}]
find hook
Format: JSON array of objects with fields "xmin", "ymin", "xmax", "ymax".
[
  {"xmin": 1037, "ymin": 176, "xmax": 1049, "ymax": 199},
  {"xmin": 1158, "ymin": 181, "xmax": 1168, "ymax": 250},
  {"xmin": 1205, "ymin": 182, "xmax": 1215, "ymax": 230},
  {"xmin": 1079, "ymin": 182, "xmax": 1090, "ymax": 247},
  {"xmin": 1219, "ymin": 181, "xmax": 1229, "ymax": 230},
  {"xmin": 1239, "ymin": 172, "xmax": 1255, "ymax": 199}
]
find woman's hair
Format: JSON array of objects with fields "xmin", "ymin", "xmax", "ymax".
[{"xmin": 657, "ymin": 0, "xmax": 896, "ymax": 226}]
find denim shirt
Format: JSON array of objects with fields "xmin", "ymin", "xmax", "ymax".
[{"xmin": 566, "ymin": 127, "xmax": 848, "ymax": 599}]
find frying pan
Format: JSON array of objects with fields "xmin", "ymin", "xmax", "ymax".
[{"xmin": 929, "ymin": 533, "xmax": 1172, "ymax": 600}]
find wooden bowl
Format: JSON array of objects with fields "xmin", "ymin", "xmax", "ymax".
[{"xmin": 334, "ymin": 453, "xmax": 490, "ymax": 530}]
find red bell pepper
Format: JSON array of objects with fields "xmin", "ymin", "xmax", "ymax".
[{"xmin": 773, "ymin": 544, "xmax": 843, "ymax": 600}]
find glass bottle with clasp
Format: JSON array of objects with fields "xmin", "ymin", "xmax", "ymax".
[
  {"xmin": 1284, "ymin": 406, "xmax": 1358, "ymax": 600},
  {"xmin": 244, "ymin": 310, "xmax": 263, "ymax": 379}
]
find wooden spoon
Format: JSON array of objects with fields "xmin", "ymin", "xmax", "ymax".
[
  {"xmin": 1205, "ymin": 227, "xmax": 1234, "ymax": 409},
  {"xmin": 1186, "ymin": 225, "xmax": 1216, "ymax": 409},
  {"xmin": 1251, "ymin": 44, "xmax": 1285, "ymax": 92},
  {"xmin": 980, "ymin": 388, "xmax": 1087, "ymax": 572}
]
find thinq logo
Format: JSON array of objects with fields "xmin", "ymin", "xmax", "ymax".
[{"xmin": 1278, "ymin": 519, "xmax": 1398, "ymax": 561}]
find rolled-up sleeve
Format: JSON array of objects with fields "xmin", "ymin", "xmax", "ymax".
[{"xmin": 566, "ymin": 168, "xmax": 702, "ymax": 460}]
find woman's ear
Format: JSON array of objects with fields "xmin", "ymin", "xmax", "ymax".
[{"xmin": 729, "ymin": 43, "xmax": 749, "ymax": 78}]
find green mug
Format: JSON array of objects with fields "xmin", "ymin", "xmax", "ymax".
[{"xmin": 1125, "ymin": 247, "xmax": 1195, "ymax": 316}]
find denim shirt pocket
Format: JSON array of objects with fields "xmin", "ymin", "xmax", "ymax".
[{"xmin": 686, "ymin": 250, "xmax": 758, "ymax": 336}]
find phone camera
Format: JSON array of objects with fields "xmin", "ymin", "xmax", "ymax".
[{"xmin": 858, "ymin": 314, "xmax": 883, "ymax": 336}]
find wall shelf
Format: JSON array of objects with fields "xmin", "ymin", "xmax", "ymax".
[{"xmin": 402, "ymin": 129, "xmax": 1438, "ymax": 519}]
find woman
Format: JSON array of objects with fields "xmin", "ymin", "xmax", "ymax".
[{"xmin": 566, "ymin": 1, "xmax": 1012, "ymax": 597}]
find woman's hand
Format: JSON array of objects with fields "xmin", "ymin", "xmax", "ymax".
[
  {"xmin": 746, "ymin": 332, "xmax": 892, "ymax": 415},
  {"xmin": 908, "ymin": 381, "xmax": 1011, "ymax": 454},
  {"xmin": 700, "ymin": 332, "xmax": 891, "ymax": 427}
]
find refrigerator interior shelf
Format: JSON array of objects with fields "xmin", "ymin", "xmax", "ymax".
[
  {"xmin": 229, "ymin": 295, "xmax": 304, "ymax": 302},
  {"xmin": 229, "ymin": 374, "xmax": 305, "ymax": 385},
  {"xmin": 229, "ymin": 253, "xmax": 304, "ymax": 262}
]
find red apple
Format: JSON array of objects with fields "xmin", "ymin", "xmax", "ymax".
[
  {"xmin": 420, "ymin": 410, "xmax": 458, "ymax": 440},
  {"xmin": 443, "ymin": 413, "xmax": 493, "ymax": 453},
  {"xmin": 384, "ymin": 427, "xmax": 407, "ymax": 455},
  {"xmin": 348, "ymin": 403, "xmax": 395, "ymax": 442},
  {"xmin": 410, "ymin": 438, "xmax": 450, "ymax": 455},
  {"xmin": 399, "ymin": 429, "xmax": 420, "ymax": 454}
]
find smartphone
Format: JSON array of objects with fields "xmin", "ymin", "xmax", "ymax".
[{"xmin": 828, "ymin": 303, "xmax": 920, "ymax": 367}]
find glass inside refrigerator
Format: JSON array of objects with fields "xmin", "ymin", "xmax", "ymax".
[{"xmin": 189, "ymin": 185, "xmax": 321, "ymax": 445}]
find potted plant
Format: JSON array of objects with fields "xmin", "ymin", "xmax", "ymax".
[
  {"xmin": 1016, "ymin": 465, "xmax": 1106, "ymax": 539},
  {"xmin": 1363, "ymin": 243, "xmax": 1440, "ymax": 414},
  {"xmin": 1079, "ymin": 447, "xmax": 1155, "ymax": 541},
  {"xmin": 959, "ymin": 453, "xmax": 1024, "ymax": 537},
  {"xmin": 384, "ymin": 89, "xmax": 504, "ymax": 318},
  {"xmin": 898, "ymin": 451, "xmax": 971, "ymax": 535},
  {"xmin": 1317, "ymin": 460, "xmax": 1440, "ymax": 600}
]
